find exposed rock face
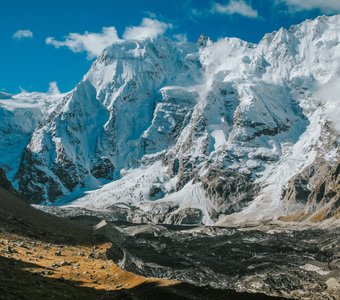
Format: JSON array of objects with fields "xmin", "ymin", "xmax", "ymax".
[
  {"xmin": 199, "ymin": 168, "xmax": 259, "ymax": 215},
  {"xmin": 282, "ymin": 157, "xmax": 340, "ymax": 221},
  {"xmin": 90, "ymin": 157, "xmax": 115, "ymax": 180},
  {"xmin": 165, "ymin": 208, "xmax": 203, "ymax": 224}
]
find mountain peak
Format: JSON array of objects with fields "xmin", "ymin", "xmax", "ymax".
[
  {"xmin": 197, "ymin": 34, "xmax": 212, "ymax": 47},
  {"xmin": 0, "ymin": 15, "xmax": 338, "ymax": 225}
]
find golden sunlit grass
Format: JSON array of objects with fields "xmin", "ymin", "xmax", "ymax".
[
  {"xmin": 278, "ymin": 211, "xmax": 308, "ymax": 222},
  {"xmin": 0, "ymin": 231, "xmax": 177, "ymax": 294},
  {"xmin": 279, "ymin": 209, "xmax": 340, "ymax": 223}
]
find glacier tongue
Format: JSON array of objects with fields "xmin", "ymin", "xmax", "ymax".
[{"xmin": 8, "ymin": 15, "xmax": 340, "ymax": 224}]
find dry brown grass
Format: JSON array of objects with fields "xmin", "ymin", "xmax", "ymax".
[
  {"xmin": 308, "ymin": 209, "xmax": 340, "ymax": 223},
  {"xmin": 308, "ymin": 209, "xmax": 328, "ymax": 223},
  {"xmin": 0, "ymin": 231, "xmax": 180, "ymax": 300},
  {"xmin": 278, "ymin": 211, "xmax": 308, "ymax": 222},
  {"xmin": 279, "ymin": 209, "xmax": 340, "ymax": 223},
  {"xmin": 0, "ymin": 231, "xmax": 175, "ymax": 292}
]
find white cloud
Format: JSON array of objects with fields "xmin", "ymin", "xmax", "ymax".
[
  {"xmin": 144, "ymin": 11, "xmax": 158, "ymax": 19},
  {"xmin": 46, "ymin": 27, "xmax": 119, "ymax": 59},
  {"xmin": 211, "ymin": 1, "xmax": 258, "ymax": 18},
  {"xmin": 48, "ymin": 81, "xmax": 60, "ymax": 94},
  {"xmin": 191, "ymin": 8, "xmax": 204, "ymax": 17},
  {"xmin": 13, "ymin": 29, "xmax": 33, "ymax": 39},
  {"xmin": 279, "ymin": 0, "xmax": 340, "ymax": 13},
  {"xmin": 173, "ymin": 33, "xmax": 188, "ymax": 42},
  {"xmin": 316, "ymin": 77, "xmax": 340, "ymax": 133},
  {"xmin": 19, "ymin": 86, "xmax": 28, "ymax": 93},
  {"xmin": 46, "ymin": 18, "xmax": 171, "ymax": 58},
  {"xmin": 123, "ymin": 18, "xmax": 171, "ymax": 40}
]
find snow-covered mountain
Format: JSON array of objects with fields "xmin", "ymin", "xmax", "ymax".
[
  {"xmin": 3, "ymin": 15, "xmax": 340, "ymax": 224},
  {"xmin": 0, "ymin": 92, "xmax": 64, "ymax": 181}
]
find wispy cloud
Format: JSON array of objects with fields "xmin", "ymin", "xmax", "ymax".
[
  {"xmin": 46, "ymin": 18, "xmax": 171, "ymax": 58},
  {"xmin": 278, "ymin": 0, "xmax": 340, "ymax": 13},
  {"xmin": 46, "ymin": 27, "xmax": 119, "ymax": 59},
  {"xmin": 123, "ymin": 18, "xmax": 171, "ymax": 40},
  {"xmin": 48, "ymin": 81, "xmax": 60, "ymax": 94},
  {"xmin": 211, "ymin": 1, "xmax": 258, "ymax": 18},
  {"xmin": 316, "ymin": 76, "xmax": 340, "ymax": 133},
  {"xmin": 19, "ymin": 86, "xmax": 28, "ymax": 93},
  {"xmin": 13, "ymin": 29, "xmax": 33, "ymax": 40},
  {"xmin": 173, "ymin": 33, "xmax": 188, "ymax": 42}
]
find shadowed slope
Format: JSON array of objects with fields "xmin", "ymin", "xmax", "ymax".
[{"xmin": 0, "ymin": 186, "xmax": 95, "ymax": 245}]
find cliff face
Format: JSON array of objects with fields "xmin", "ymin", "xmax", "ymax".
[{"xmin": 281, "ymin": 157, "xmax": 340, "ymax": 222}]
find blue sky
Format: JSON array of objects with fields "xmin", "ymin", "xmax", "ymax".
[{"xmin": 1, "ymin": 0, "xmax": 339, "ymax": 94}]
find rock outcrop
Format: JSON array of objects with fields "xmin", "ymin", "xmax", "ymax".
[{"xmin": 281, "ymin": 157, "xmax": 340, "ymax": 222}]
